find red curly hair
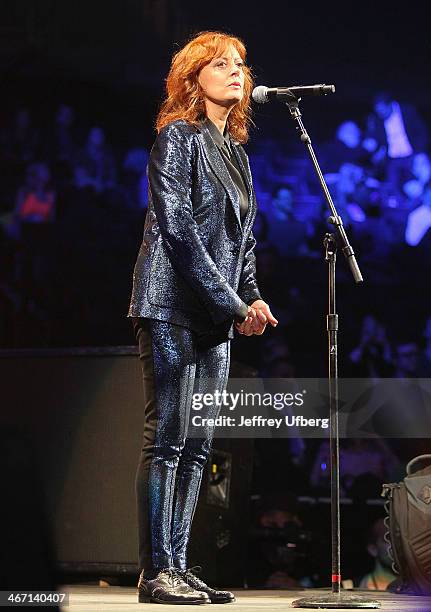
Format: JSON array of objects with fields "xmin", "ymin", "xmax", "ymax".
[{"xmin": 156, "ymin": 31, "xmax": 253, "ymax": 144}]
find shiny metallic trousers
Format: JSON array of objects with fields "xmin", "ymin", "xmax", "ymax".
[{"xmin": 134, "ymin": 318, "xmax": 230, "ymax": 572}]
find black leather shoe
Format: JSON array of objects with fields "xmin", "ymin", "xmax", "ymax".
[
  {"xmin": 179, "ymin": 566, "xmax": 235, "ymax": 603},
  {"xmin": 137, "ymin": 568, "xmax": 210, "ymax": 604}
]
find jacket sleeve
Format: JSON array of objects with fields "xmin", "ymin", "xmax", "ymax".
[
  {"xmin": 148, "ymin": 122, "xmax": 249, "ymax": 324},
  {"xmin": 237, "ymin": 229, "xmax": 262, "ymax": 305}
]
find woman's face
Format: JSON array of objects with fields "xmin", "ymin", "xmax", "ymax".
[{"xmin": 198, "ymin": 44, "xmax": 245, "ymax": 109}]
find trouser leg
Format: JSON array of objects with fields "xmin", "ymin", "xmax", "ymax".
[
  {"xmin": 134, "ymin": 320, "xmax": 156, "ymax": 572},
  {"xmin": 171, "ymin": 340, "xmax": 231, "ymax": 570},
  {"xmin": 134, "ymin": 319, "xmax": 197, "ymax": 572}
]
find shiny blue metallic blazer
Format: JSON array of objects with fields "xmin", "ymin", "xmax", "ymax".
[{"xmin": 128, "ymin": 119, "xmax": 261, "ymax": 339}]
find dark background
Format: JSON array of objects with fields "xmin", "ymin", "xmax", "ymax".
[{"xmin": 2, "ymin": 1, "xmax": 431, "ymax": 146}]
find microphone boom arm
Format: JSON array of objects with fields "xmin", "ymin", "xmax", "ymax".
[{"xmin": 286, "ymin": 98, "xmax": 363, "ymax": 283}]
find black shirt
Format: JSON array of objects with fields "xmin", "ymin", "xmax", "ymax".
[{"xmin": 205, "ymin": 118, "xmax": 249, "ymax": 222}]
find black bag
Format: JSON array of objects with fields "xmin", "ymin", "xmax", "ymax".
[{"xmin": 382, "ymin": 454, "xmax": 431, "ymax": 595}]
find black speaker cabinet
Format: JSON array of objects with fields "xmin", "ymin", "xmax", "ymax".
[
  {"xmin": 0, "ymin": 348, "xmax": 254, "ymax": 585},
  {"xmin": 188, "ymin": 438, "xmax": 254, "ymax": 587}
]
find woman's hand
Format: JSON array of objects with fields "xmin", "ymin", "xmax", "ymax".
[
  {"xmin": 235, "ymin": 306, "xmax": 259, "ymax": 336},
  {"xmin": 235, "ymin": 300, "xmax": 278, "ymax": 336}
]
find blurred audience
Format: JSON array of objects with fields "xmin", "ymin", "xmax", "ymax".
[
  {"xmin": 48, "ymin": 105, "xmax": 78, "ymax": 163},
  {"xmin": 0, "ymin": 91, "xmax": 430, "ymax": 355},
  {"xmin": 321, "ymin": 120, "xmax": 369, "ymax": 172},
  {"xmin": 402, "ymin": 152, "xmax": 431, "ymax": 201},
  {"xmin": 74, "ymin": 126, "xmax": 117, "ymax": 194},
  {"xmin": 393, "ymin": 340, "xmax": 420, "ymax": 378},
  {"xmin": 405, "ymin": 181, "xmax": 431, "ymax": 246},
  {"xmin": 13, "ymin": 162, "xmax": 56, "ymax": 296},
  {"xmin": 265, "ymin": 184, "xmax": 313, "ymax": 258},
  {"xmin": 365, "ymin": 92, "xmax": 428, "ymax": 189},
  {"xmin": 122, "ymin": 147, "xmax": 149, "ymax": 209},
  {"xmin": 358, "ymin": 518, "xmax": 396, "ymax": 590},
  {"xmin": 310, "ymin": 439, "xmax": 400, "ymax": 498},
  {"xmin": 1, "ymin": 108, "xmax": 39, "ymax": 163},
  {"xmin": 248, "ymin": 493, "xmax": 313, "ymax": 588},
  {"xmin": 348, "ymin": 315, "xmax": 392, "ymax": 378}
]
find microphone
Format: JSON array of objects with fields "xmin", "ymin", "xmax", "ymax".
[{"xmin": 252, "ymin": 84, "xmax": 335, "ymax": 104}]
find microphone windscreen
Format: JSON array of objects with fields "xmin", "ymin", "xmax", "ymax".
[{"xmin": 252, "ymin": 85, "xmax": 268, "ymax": 104}]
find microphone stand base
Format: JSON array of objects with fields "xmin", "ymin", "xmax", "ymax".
[{"xmin": 291, "ymin": 593, "xmax": 381, "ymax": 608}]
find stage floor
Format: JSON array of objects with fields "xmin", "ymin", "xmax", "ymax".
[{"xmin": 61, "ymin": 584, "xmax": 431, "ymax": 611}]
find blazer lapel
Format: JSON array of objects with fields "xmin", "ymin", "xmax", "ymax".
[{"xmin": 199, "ymin": 123, "xmax": 242, "ymax": 229}]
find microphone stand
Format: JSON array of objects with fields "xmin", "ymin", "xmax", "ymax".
[{"xmin": 283, "ymin": 95, "xmax": 380, "ymax": 609}]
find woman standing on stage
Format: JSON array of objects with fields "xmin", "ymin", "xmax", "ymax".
[{"xmin": 129, "ymin": 31, "xmax": 277, "ymax": 605}]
